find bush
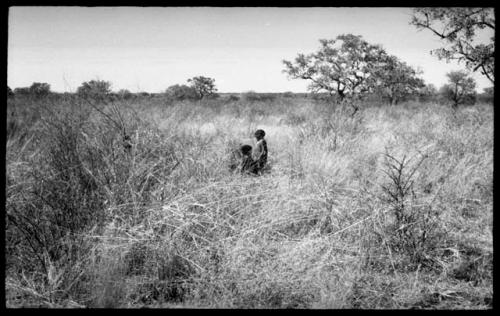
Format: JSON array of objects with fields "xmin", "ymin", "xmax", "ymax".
[
  {"xmin": 8, "ymin": 86, "xmax": 14, "ymax": 98},
  {"xmin": 225, "ymin": 94, "xmax": 240, "ymax": 102},
  {"xmin": 77, "ymin": 80, "xmax": 112, "ymax": 100},
  {"xmin": 372, "ymin": 151, "xmax": 446, "ymax": 271},
  {"xmin": 13, "ymin": 87, "xmax": 31, "ymax": 97},
  {"xmin": 5, "ymin": 102, "xmax": 112, "ymax": 309},
  {"xmin": 117, "ymin": 89, "xmax": 134, "ymax": 100},
  {"xmin": 242, "ymin": 91, "xmax": 277, "ymax": 102},
  {"xmin": 165, "ymin": 84, "xmax": 199, "ymax": 101},
  {"xmin": 476, "ymin": 92, "xmax": 493, "ymax": 104},
  {"xmin": 7, "ymin": 104, "xmax": 106, "ymax": 268},
  {"xmin": 187, "ymin": 76, "xmax": 218, "ymax": 99},
  {"xmin": 29, "ymin": 82, "xmax": 51, "ymax": 98}
]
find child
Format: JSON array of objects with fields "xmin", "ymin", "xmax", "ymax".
[
  {"xmin": 252, "ymin": 129, "xmax": 268, "ymax": 173},
  {"xmin": 239, "ymin": 144, "xmax": 258, "ymax": 175}
]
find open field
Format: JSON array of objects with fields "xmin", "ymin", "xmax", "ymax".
[{"xmin": 5, "ymin": 94, "xmax": 493, "ymax": 308}]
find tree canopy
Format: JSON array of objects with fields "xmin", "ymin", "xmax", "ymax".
[
  {"xmin": 283, "ymin": 34, "xmax": 425, "ymax": 106},
  {"xmin": 440, "ymin": 70, "xmax": 477, "ymax": 107},
  {"xmin": 77, "ymin": 80, "xmax": 112, "ymax": 98},
  {"xmin": 187, "ymin": 76, "xmax": 218, "ymax": 99},
  {"xmin": 373, "ymin": 54, "xmax": 425, "ymax": 105},
  {"xmin": 283, "ymin": 34, "xmax": 388, "ymax": 102},
  {"xmin": 165, "ymin": 84, "xmax": 199, "ymax": 101},
  {"xmin": 29, "ymin": 82, "xmax": 51, "ymax": 98},
  {"xmin": 410, "ymin": 7, "xmax": 495, "ymax": 84}
]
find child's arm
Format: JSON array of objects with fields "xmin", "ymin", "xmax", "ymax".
[{"xmin": 253, "ymin": 140, "xmax": 264, "ymax": 160}]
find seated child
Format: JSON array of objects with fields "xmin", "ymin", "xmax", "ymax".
[{"xmin": 239, "ymin": 144, "xmax": 259, "ymax": 175}]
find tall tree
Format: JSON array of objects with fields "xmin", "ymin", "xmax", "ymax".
[
  {"xmin": 373, "ymin": 55, "xmax": 425, "ymax": 105},
  {"xmin": 410, "ymin": 7, "xmax": 494, "ymax": 83},
  {"xmin": 187, "ymin": 76, "xmax": 218, "ymax": 99},
  {"xmin": 440, "ymin": 70, "xmax": 477, "ymax": 108},
  {"xmin": 283, "ymin": 34, "xmax": 387, "ymax": 102}
]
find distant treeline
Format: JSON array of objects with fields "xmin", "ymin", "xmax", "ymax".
[{"xmin": 8, "ymin": 83, "xmax": 493, "ymax": 105}]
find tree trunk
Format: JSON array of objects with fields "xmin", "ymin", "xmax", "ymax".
[{"xmin": 388, "ymin": 89, "xmax": 397, "ymax": 105}]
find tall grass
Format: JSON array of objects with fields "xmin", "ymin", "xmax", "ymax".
[{"xmin": 5, "ymin": 95, "xmax": 492, "ymax": 308}]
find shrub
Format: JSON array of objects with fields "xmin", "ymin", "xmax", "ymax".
[
  {"xmin": 187, "ymin": 76, "xmax": 218, "ymax": 99},
  {"xmin": 418, "ymin": 84, "xmax": 439, "ymax": 103},
  {"xmin": 225, "ymin": 94, "xmax": 240, "ymax": 102},
  {"xmin": 5, "ymin": 101, "xmax": 112, "ymax": 309},
  {"xmin": 77, "ymin": 80, "xmax": 112, "ymax": 100},
  {"xmin": 117, "ymin": 89, "xmax": 134, "ymax": 100},
  {"xmin": 13, "ymin": 87, "xmax": 31, "ymax": 96},
  {"xmin": 165, "ymin": 84, "xmax": 199, "ymax": 101},
  {"xmin": 375, "ymin": 151, "xmax": 446, "ymax": 270},
  {"xmin": 242, "ymin": 91, "xmax": 277, "ymax": 102},
  {"xmin": 8, "ymin": 86, "xmax": 14, "ymax": 97},
  {"xmin": 29, "ymin": 82, "xmax": 51, "ymax": 98}
]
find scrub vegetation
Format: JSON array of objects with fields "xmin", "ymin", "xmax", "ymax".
[{"xmin": 5, "ymin": 89, "xmax": 493, "ymax": 308}]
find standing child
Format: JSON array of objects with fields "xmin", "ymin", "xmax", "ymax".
[{"xmin": 252, "ymin": 129, "xmax": 268, "ymax": 174}]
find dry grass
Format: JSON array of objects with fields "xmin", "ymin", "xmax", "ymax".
[{"xmin": 5, "ymin": 94, "xmax": 493, "ymax": 309}]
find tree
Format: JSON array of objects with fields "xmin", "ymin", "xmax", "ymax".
[
  {"xmin": 373, "ymin": 55, "xmax": 425, "ymax": 105},
  {"xmin": 410, "ymin": 7, "xmax": 494, "ymax": 84},
  {"xmin": 483, "ymin": 86, "xmax": 493, "ymax": 96},
  {"xmin": 283, "ymin": 34, "xmax": 387, "ymax": 102},
  {"xmin": 440, "ymin": 70, "xmax": 477, "ymax": 107},
  {"xmin": 29, "ymin": 82, "xmax": 51, "ymax": 98},
  {"xmin": 418, "ymin": 83, "xmax": 438, "ymax": 102},
  {"xmin": 117, "ymin": 89, "xmax": 133, "ymax": 100},
  {"xmin": 478, "ymin": 86, "xmax": 494, "ymax": 103},
  {"xmin": 7, "ymin": 86, "xmax": 14, "ymax": 98},
  {"xmin": 77, "ymin": 80, "xmax": 112, "ymax": 99},
  {"xmin": 187, "ymin": 76, "xmax": 218, "ymax": 99},
  {"xmin": 165, "ymin": 84, "xmax": 199, "ymax": 101},
  {"xmin": 13, "ymin": 87, "xmax": 31, "ymax": 96},
  {"xmin": 423, "ymin": 83, "xmax": 438, "ymax": 95}
]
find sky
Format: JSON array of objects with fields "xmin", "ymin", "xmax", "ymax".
[{"xmin": 8, "ymin": 7, "xmax": 494, "ymax": 93}]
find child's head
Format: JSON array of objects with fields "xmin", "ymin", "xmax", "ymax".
[
  {"xmin": 254, "ymin": 129, "xmax": 265, "ymax": 140},
  {"xmin": 240, "ymin": 144, "xmax": 252, "ymax": 156}
]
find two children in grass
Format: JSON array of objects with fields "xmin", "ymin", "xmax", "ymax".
[{"xmin": 232, "ymin": 129, "xmax": 268, "ymax": 176}]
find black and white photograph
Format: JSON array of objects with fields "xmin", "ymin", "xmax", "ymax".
[{"xmin": 6, "ymin": 6, "xmax": 494, "ymax": 309}]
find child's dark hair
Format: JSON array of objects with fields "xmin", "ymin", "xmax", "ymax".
[
  {"xmin": 240, "ymin": 144, "xmax": 252, "ymax": 155},
  {"xmin": 254, "ymin": 129, "xmax": 266, "ymax": 138}
]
